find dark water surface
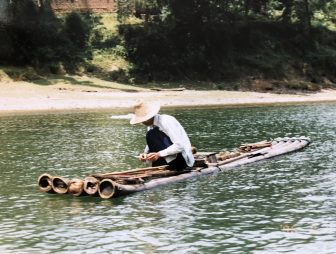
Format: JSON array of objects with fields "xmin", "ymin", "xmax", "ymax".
[{"xmin": 0, "ymin": 104, "xmax": 335, "ymax": 253}]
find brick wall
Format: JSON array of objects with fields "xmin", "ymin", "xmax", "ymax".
[{"xmin": 51, "ymin": 0, "xmax": 117, "ymax": 13}]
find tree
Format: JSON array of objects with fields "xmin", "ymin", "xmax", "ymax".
[{"xmin": 65, "ymin": 12, "xmax": 90, "ymax": 50}]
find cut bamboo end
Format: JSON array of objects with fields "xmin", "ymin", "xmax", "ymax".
[
  {"xmin": 98, "ymin": 179, "xmax": 116, "ymax": 199},
  {"xmin": 38, "ymin": 173, "xmax": 54, "ymax": 193},
  {"xmin": 83, "ymin": 176, "xmax": 99, "ymax": 195},
  {"xmin": 68, "ymin": 179, "xmax": 85, "ymax": 196},
  {"xmin": 52, "ymin": 176, "xmax": 70, "ymax": 194}
]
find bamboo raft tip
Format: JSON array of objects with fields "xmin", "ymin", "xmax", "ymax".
[{"xmin": 38, "ymin": 173, "xmax": 53, "ymax": 193}]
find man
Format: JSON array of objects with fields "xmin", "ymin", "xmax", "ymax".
[{"xmin": 130, "ymin": 101, "xmax": 195, "ymax": 171}]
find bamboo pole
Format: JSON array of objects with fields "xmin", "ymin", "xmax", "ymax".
[
  {"xmin": 51, "ymin": 176, "xmax": 70, "ymax": 194},
  {"xmin": 239, "ymin": 140, "xmax": 272, "ymax": 151},
  {"xmin": 97, "ymin": 169, "xmax": 193, "ymax": 199},
  {"xmin": 98, "ymin": 179, "xmax": 116, "ymax": 199},
  {"xmin": 68, "ymin": 178, "xmax": 85, "ymax": 196},
  {"xmin": 99, "ymin": 169, "xmax": 188, "ymax": 181},
  {"xmin": 91, "ymin": 165, "xmax": 170, "ymax": 179},
  {"xmin": 37, "ymin": 173, "xmax": 54, "ymax": 193},
  {"xmin": 83, "ymin": 176, "xmax": 100, "ymax": 195}
]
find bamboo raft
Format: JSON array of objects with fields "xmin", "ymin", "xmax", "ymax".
[{"xmin": 38, "ymin": 137, "xmax": 310, "ymax": 199}]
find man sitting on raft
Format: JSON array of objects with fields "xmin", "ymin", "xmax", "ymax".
[{"xmin": 130, "ymin": 101, "xmax": 195, "ymax": 171}]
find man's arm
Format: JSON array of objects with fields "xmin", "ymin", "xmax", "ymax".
[{"xmin": 158, "ymin": 116, "xmax": 186, "ymax": 157}]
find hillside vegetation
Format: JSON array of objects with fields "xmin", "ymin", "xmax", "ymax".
[{"xmin": 0, "ymin": 0, "xmax": 336, "ymax": 91}]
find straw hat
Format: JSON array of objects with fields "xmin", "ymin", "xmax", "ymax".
[{"xmin": 130, "ymin": 101, "xmax": 160, "ymax": 124}]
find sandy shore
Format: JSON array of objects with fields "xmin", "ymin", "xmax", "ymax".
[{"xmin": 1, "ymin": 80, "xmax": 336, "ymax": 114}]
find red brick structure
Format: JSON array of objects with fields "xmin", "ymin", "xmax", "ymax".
[{"xmin": 51, "ymin": 0, "xmax": 117, "ymax": 13}]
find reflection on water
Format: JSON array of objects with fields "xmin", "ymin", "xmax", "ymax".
[{"xmin": 0, "ymin": 104, "xmax": 336, "ymax": 253}]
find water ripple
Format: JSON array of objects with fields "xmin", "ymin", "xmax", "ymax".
[{"xmin": 0, "ymin": 105, "xmax": 336, "ymax": 253}]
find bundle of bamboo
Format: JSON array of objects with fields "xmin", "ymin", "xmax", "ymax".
[
  {"xmin": 38, "ymin": 165, "xmax": 188, "ymax": 198},
  {"xmin": 37, "ymin": 137, "xmax": 310, "ymax": 199}
]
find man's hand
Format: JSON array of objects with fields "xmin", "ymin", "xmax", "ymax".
[
  {"xmin": 146, "ymin": 152, "xmax": 161, "ymax": 162},
  {"xmin": 139, "ymin": 153, "xmax": 148, "ymax": 162}
]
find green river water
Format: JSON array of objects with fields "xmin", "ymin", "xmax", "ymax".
[{"xmin": 0, "ymin": 104, "xmax": 335, "ymax": 253}]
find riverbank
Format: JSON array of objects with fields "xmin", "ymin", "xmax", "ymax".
[{"xmin": 1, "ymin": 79, "xmax": 336, "ymax": 115}]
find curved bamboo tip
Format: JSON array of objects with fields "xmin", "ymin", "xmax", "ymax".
[
  {"xmin": 52, "ymin": 176, "xmax": 70, "ymax": 194},
  {"xmin": 84, "ymin": 176, "xmax": 99, "ymax": 195},
  {"xmin": 98, "ymin": 179, "xmax": 116, "ymax": 199},
  {"xmin": 38, "ymin": 173, "xmax": 54, "ymax": 193},
  {"xmin": 68, "ymin": 179, "xmax": 84, "ymax": 196}
]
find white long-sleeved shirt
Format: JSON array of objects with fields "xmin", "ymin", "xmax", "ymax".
[{"xmin": 144, "ymin": 114, "xmax": 195, "ymax": 167}]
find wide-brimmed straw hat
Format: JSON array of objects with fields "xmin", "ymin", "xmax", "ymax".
[{"xmin": 130, "ymin": 101, "xmax": 160, "ymax": 125}]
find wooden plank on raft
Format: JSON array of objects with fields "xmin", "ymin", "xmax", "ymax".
[
  {"xmin": 239, "ymin": 140, "xmax": 272, "ymax": 152},
  {"xmin": 101, "ymin": 168, "xmax": 192, "ymax": 182},
  {"xmin": 206, "ymin": 142, "xmax": 276, "ymax": 167},
  {"xmin": 91, "ymin": 165, "xmax": 170, "ymax": 179}
]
